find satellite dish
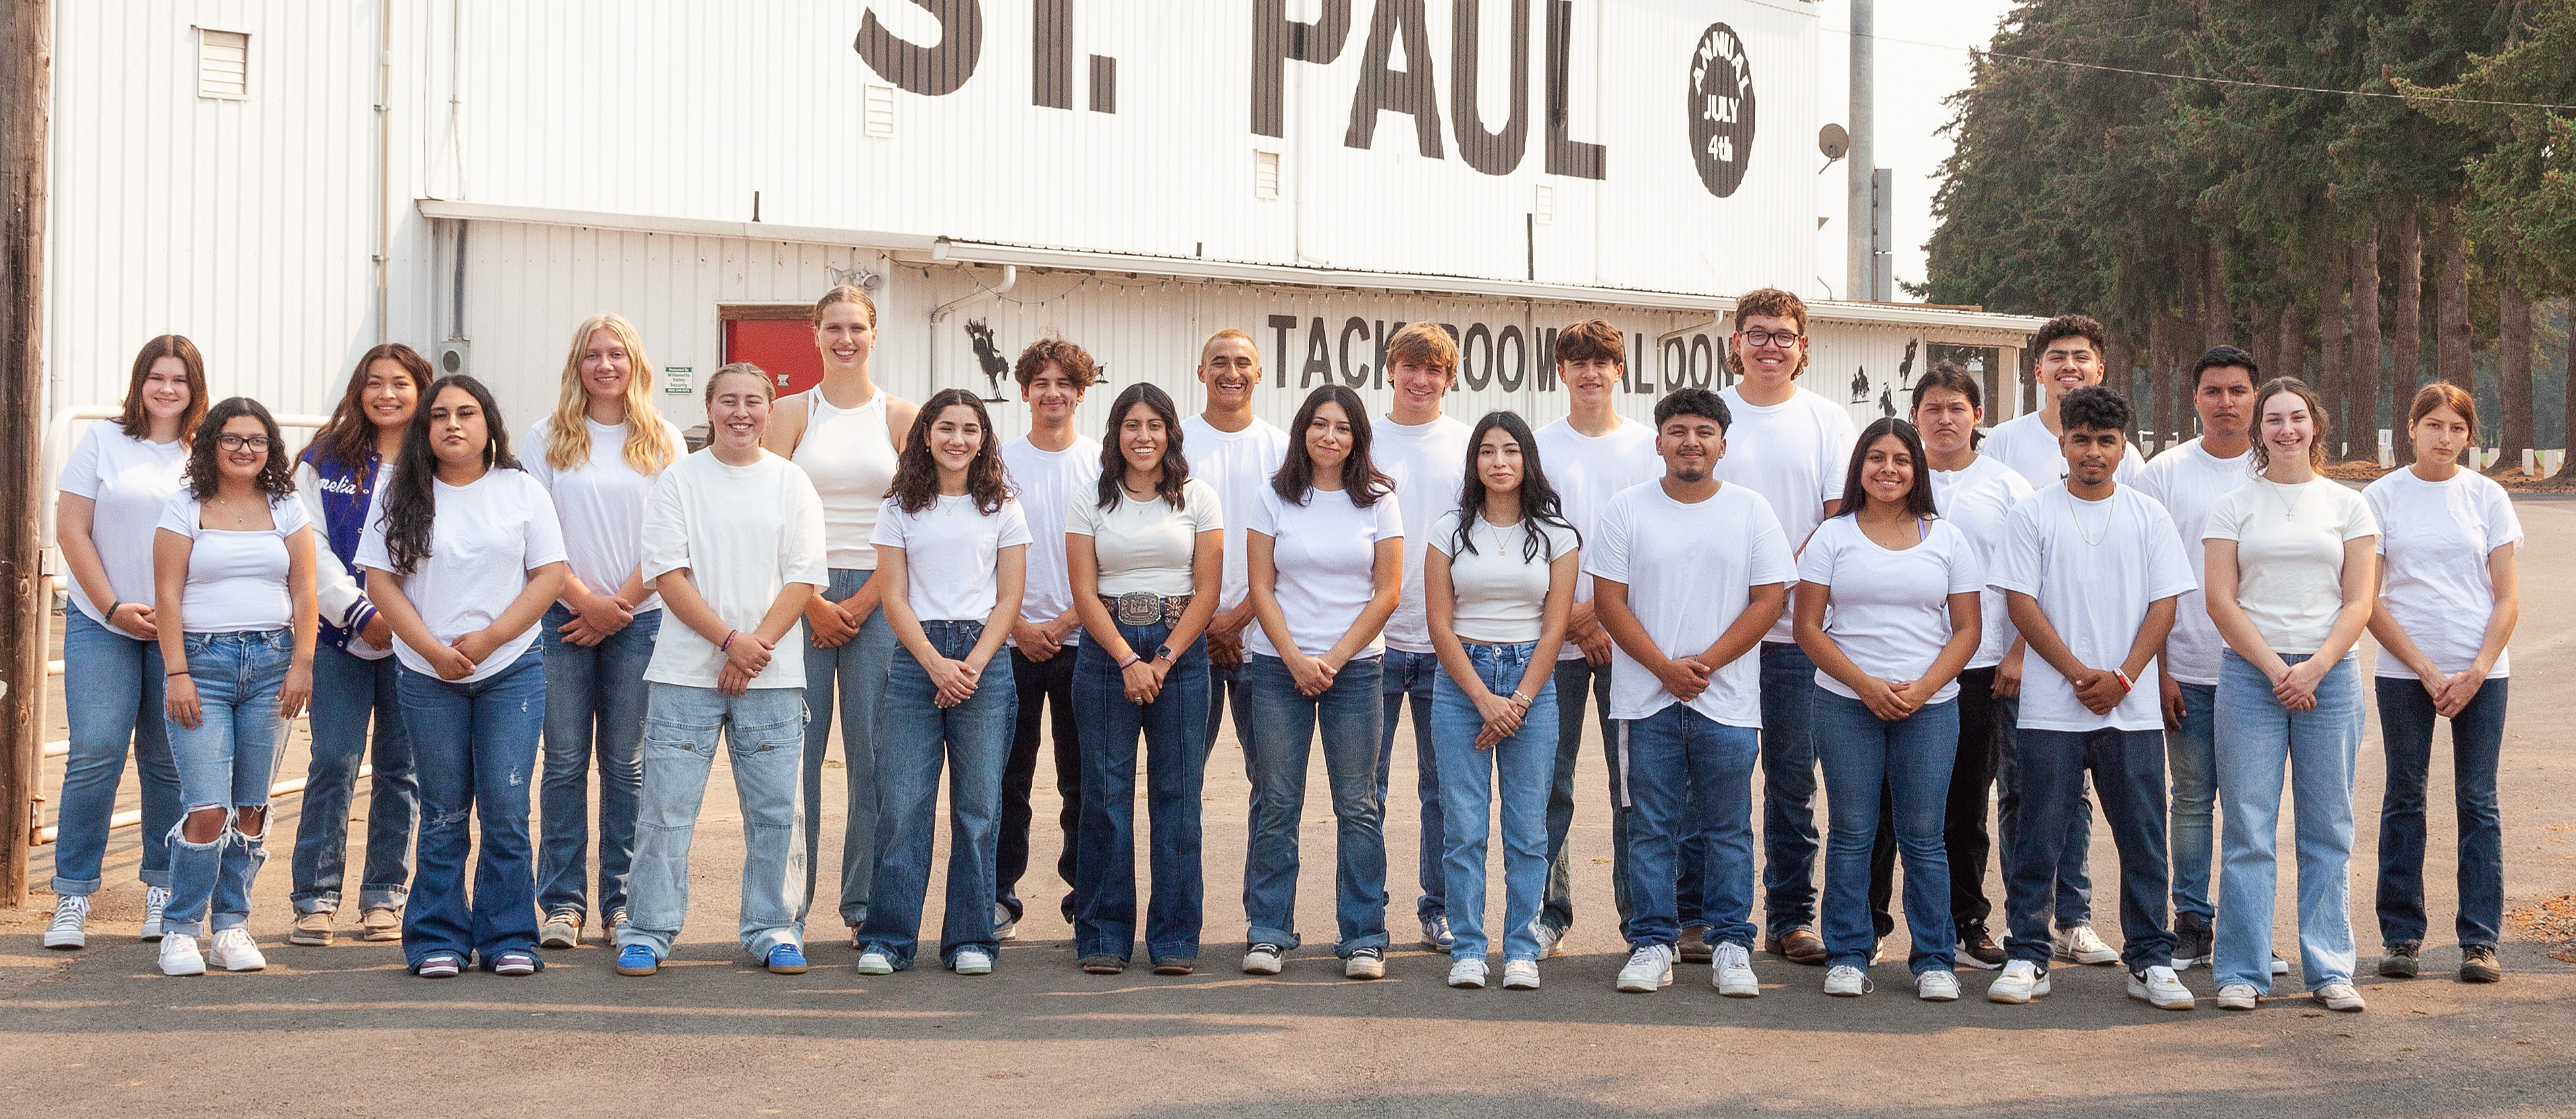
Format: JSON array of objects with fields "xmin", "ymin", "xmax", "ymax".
[{"xmin": 1819, "ymin": 123, "xmax": 1850, "ymax": 161}]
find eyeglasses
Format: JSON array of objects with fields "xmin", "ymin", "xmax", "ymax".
[
  {"xmin": 1738, "ymin": 328, "xmax": 1803, "ymax": 349},
  {"xmin": 216, "ymin": 434, "xmax": 272, "ymax": 452}
]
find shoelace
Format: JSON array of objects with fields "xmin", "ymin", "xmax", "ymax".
[{"xmin": 49, "ymin": 900, "xmax": 87, "ymax": 931}]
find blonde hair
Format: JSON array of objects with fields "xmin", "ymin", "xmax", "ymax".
[
  {"xmin": 811, "ymin": 284, "xmax": 878, "ymax": 327},
  {"xmin": 706, "ymin": 361, "xmax": 776, "ymax": 402},
  {"xmin": 545, "ymin": 313, "xmax": 681, "ymax": 474}
]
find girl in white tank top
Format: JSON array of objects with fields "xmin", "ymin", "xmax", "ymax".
[{"xmin": 793, "ymin": 386, "xmax": 900, "ymax": 570}]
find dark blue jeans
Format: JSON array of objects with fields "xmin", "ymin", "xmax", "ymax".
[
  {"xmin": 1617, "ymin": 704, "xmax": 1759, "ymax": 951},
  {"xmin": 1376, "ymin": 648, "xmax": 1445, "ymax": 924},
  {"xmin": 1241, "ymin": 652, "xmax": 1387, "ymax": 955},
  {"xmin": 1542, "ymin": 657, "xmax": 1627, "ymax": 937},
  {"xmin": 1000, "ymin": 644, "xmax": 1080, "ymax": 924},
  {"xmin": 537, "ymin": 604, "xmax": 658, "ymax": 922},
  {"xmin": 1758, "ymin": 642, "xmax": 1820, "ymax": 937},
  {"xmin": 857, "ymin": 621, "xmax": 1013, "ymax": 970},
  {"xmin": 2375, "ymin": 677, "xmax": 2508, "ymax": 950},
  {"xmin": 1071, "ymin": 621, "xmax": 1209, "ymax": 962},
  {"xmin": 1813, "ymin": 692, "xmax": 1957, "ymax": 974},
  {"xmin": 290, "ymin": 645, "xmax": 416, "ymax": 914},
  {"xmin": 2002, "ymin": 727, "xmax": 2174, "ymax": 973},
  {"xmin": 1993, "ymin": 696, "xmax": 2094, "ymax": 927},
  {"xmin": 398, "ymin": 648, "xmax": 547, "ymax": 971}
]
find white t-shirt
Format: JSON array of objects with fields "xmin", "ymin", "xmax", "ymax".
[
  {"xmin": 58, "ymin": 425, "xmax": 188, "ymax": 638},
  {"xmin": 1796, "ymin": 515, "xmax": 1985, "ymax": 705},
  {"xmin": 870, "ymin": 494, "xmax": 1034, "ymax": 623},
  {"xmin": 639, "ymin": 449, "xmax": 829, "ymax": 689},
  {"xmin": 1374, "ymin": 414, "xmax": 1472, "ymax": 654},
  {"xmin": 155, "ymin": 493, "xmax": 313, "ymax": 633},
  {"xmin": 2365, "ymin": 468, "xmax": 2521, "ymax": 679},
  {"xmin": 356, "ymin": 469, "xmax": 570, "ymax": 684},
  {"xmin": 1244, "ymin": 486, "xmax": 1405, "ymax": 660},
  {"xmin": 1712, "ymin": 386, "xmax": 1857, "ymax": 643},
  {"xmin": 523, "ymin": 416, "xmax": 685, "ymax": 615},
  {"xmin": 2203, "ymin": 477, "xmax": 2378, "ymax": 656},
  {"xmin": 1585, "ymin": 481, "xmax": 1794, "ymax": 726},
  {"xmin": 1989, "ymin": 485, "xmax": 2196, "ymax": 732},
  {"xmin": 999, "ymin": 434, "xmax": 1101, "ymax": 646},
  {"xmin": 1931, "ymin": 455, "xmax": 2033, "ymax": 669},
  {"xmin": 2133, "ymin": 438, "xmax": 2259, "ymax": 685},
  {"xmin": 1532, "ymin": 416, "xmax": 1659, "ymax": 660},
  {"xmin": 1983, "ymin": 411, "xmax": 2145, "ymax": 489},
  {"xmin": 1067, "ymin": 478, "xmax": 1223, "ymax": 598},
  {"xmin": 1428, "ymin": 509, "xmax": 1579, "ymax": 645},
  {"xmin": 1179, "ymin": 414, "xmax": 1290, "ymax": 614}
]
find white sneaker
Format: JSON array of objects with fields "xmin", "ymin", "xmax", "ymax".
[
  {"xmin": 1343, "ymin": 947, "xmax": 1385, "ymax": 980},
  {"xmin": 2128, "ymin": 964, "xmax": 2195, "ymax": 1010},
  {"xmin": 1987, "ymin": 959, "xmax": 2051, "ymax": 1004},
  {"xmin": 139, "ymin": 886, "xmax": 170, "ymax": 942},
  {"xmin": 2053, "ymin": 925, "xmax": 2120, "ymax": 965},
  {"xmin": 2270, "ymin": 953, "xmax": 2292, "ymax": 976},
  {"xmin": 1711, "ymin": 941, "xmax": 1759, "ymax": 998},
  {"xmin": 854, "ymin": 950, "xmax": 896, "ymax": 976},
  {"xmin": 952, "ymin": 947, "xmax": 994, "ymax": 976},
  {"xmin": 158, "ymin": 934, "xmax": 206, "ymax": 976},
  {"xmin": 207, "ymin": 928, "xmax": 267, "ymax": 972},
  {"xmin": 994, "ymin": 902, "xmax": 1018, "ymax": 943},
  {"xmin": 1532, "ymin": 921, "xmax": 1567, "ymax": 960},
  {"xmin": 2215, "ymin": 983, "xmax": 2259, "ymax": 1010},
  {"xmin": 1447, "ymin": 958, "xmax": 1488, "ymax": 989},
  {"xmin": 43, "ymin": 895, "xmax": 89, "ymax": 950},
  {"xmin": 1420, "ymin": 914, "xmax": 1454, "ymax": 952},
  {"xmin": 1824, "ymin": 964, "xmax": 1871, "ymax": 997},
  {"xmin": 1916, "ymin": 969, "xmax": 1960, "ymax": 1001},
  {"xmin": 1616, "ymin": 944, "xmax": 1674, "ymax": 993},
  {"xmin": 1241, "ymin": 942, "xmax": 1285, "ymax": 976},
  {"xmin": 1502, "ymin": 959, "xmax": 1541, "ymax": 990},
  {"xmin": 2312, "ymin": 982, "xmax": 2366, "ymax": 1012}
]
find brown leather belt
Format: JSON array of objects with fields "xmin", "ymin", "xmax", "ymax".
[{"xmin": 1101, "ymin": 592, "xmax": 1191, "ymax": 627}]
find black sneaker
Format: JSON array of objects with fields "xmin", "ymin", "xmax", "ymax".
[
  {"xmin": 2172, "ymin": 921, "xmax": 2213, "ymax": 970},
  {"xmin": 2379, "ymin": 942, "xmax": 2421, "ymax": 978},
  {"xmin": 2459, "ymin": 944, "xmax": 2502, "ymax": 984},
  {"xmin": 1956, "ymin": 921, "xmax": 2006, "ymax": 970}
]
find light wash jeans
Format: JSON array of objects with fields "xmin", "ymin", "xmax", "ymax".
[
  {"xmin": 1617, "ymin": 704, "xmax": 1760, "ymax": 951},
  {"xmin": 1813, "ymin": 692, "xmax": 1958, "ymax": 975},
  {"xmin": 290, "ymin": 644, "xmax": 416, "ymax": 914},
  {"xmin": 537, "ymin": 604, "xmax": 658, "ymax": 923},
  {"xmin": 2214, "ymin": 650, "xmax": 2363, "ymax": 993},
  {"xmin": 856, "ymin": 621, "xmax": 1013, "ymax": 970},
  {"xmin": 1376, "ymin": 647, "xmax": 1446, "ymax": 925},
  {"xmin": 50, "ymin": 608, "xmax": 180, "ymax": 896},
  {"xmin": 618, "ymin": 684, "xmax": 809, "ymax": 962},
  {"xmin": 1430, "ymin": 641, "xmax": 1557, "ymax": 964},
  {"xmin": 1241, "ymin": 652, "xmax": 1387, "ymax": 956},
  {"xmin": 161, "ymin": 630, "xmax": 292, "ymax": 937},
  {"xmin": 400, "ymin": 648, "xmax": 547, "ymax": 971},
  {"xmin": 2166, "ymin": 681, "xmax": 2219, "ymax": 927},
  {"xmin": 1071, "ymin": 619, "xmax": 1210, "ymax": 963},
  {"xmin": 801, "ymin": 567, "xmax": 898, "ymax": 929}
]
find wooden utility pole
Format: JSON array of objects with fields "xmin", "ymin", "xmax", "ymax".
[{"xmin": 1, "ymin": 0, "xmax": 47, "ymax": 909}]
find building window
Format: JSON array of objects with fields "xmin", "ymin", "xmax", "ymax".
[{"xmin": 197, "ymin": 28, "xmax": 249, "ymax": 101}]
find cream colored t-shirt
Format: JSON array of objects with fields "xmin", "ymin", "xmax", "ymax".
[
  {"xmin": 1067, "ymin": 478, "xmax": 1223, "ymax": 598},
  {"xmin": 2202, "ymin": 477, "xmax": 2377, "ymax": 655}
]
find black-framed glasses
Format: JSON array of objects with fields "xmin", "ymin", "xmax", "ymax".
[
  {"xmin": 216, "ymin": 434, "xmax": 272, "ymax": 452},
  {"xmin": 1738, "ymin": 328, "xmax": 1803, "ymax": 349}
]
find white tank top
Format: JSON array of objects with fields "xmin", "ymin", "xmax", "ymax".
[{"xmin": 792, "ymin": 386, "xmax": 900, "ymax": 569}]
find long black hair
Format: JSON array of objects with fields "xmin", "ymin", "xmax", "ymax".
[
  {"xmin": 184, "ymin": 397, "xmax": 296, "ymax": 501},
  {"xmin": 1270, "ymin": 384, "xmax": 1391, "ymax": 506},
  {"xmin": 1447, "ymin": 410, "xmax": 1578, "ymax": 563},
  {"xmin": 380, "ymin": 374, "xmax": 520, "ymax": 576},
  {"xmin": 303, "ymin": 342, "xmax": 431, "ymax": 474},
  {"xmin": 892, "ymin": 388, "xmax": 1011, "ymax": 515},
  {"xmin": 1094, "ymin": 382, "xmax": 1191, "ymax": 510},
  {"xmin": 1837, "ymin": 417, "xmax": 1939, "ymax": 521}
]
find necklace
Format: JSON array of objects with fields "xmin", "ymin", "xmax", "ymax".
[
  {"xmin": 2265, "ymin": 478, "xmax": 2308, "ymax": 521},
  {"xmin": 2071, "ymin": 491, "xmax": 2114, "ymax": 547}
]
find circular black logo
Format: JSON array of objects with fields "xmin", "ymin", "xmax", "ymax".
[{"xmin": 1689, "ymin": 24, "xmax": 1757, "ymax": 198}]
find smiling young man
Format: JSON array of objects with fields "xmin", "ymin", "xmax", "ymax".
[
  {"xmin": 1370, "ymin": 322, "xmax": 1474, "ymax": 952},
  {"xmin": 1532, "ymin": 320, "xmax": 1660, "ymax": 954},
  {"xmin": 1180, "ymin": 329, "xmax": 1290, "ymax": 775},
  {"xmin": 995, "ymin": 339, "xmax": 1102, "ymax": 938},
  {"xmin": 1708, "ymin": 288, "xmax": 1856, "ymax": 966}
]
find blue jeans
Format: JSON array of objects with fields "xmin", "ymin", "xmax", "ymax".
[
  {"xmin": 1072, "ymin": 621, "xmax": 1209, "ymax": 962},
  {"xmin": 1204, "ymin": 659, "xmax": 1259, "ymax": 781},
  {"xmin": 2166, "ymin": 681, "xmax": 2218, "ymax": 927},
  {"xmin": 1376, "ymin": 648, "xmax": 1445, "ymax": 924},
  {"xmin": 399, "ymin": 648, "xmax": 547, "ymax": 970},
  {"xmin": 1241, "ymin": 652, "xmax": 1387, "ymax": 954},
  {"xmin": 536, "ymin": 604, "xmax": 658, "ymax": 923},
  {"xmin": 618, "ymin": 684, "xmax": 809, "ymax": 962},
  {"xmin": 2375, "ymin": 677, "xmax": 2507, "ymax": 949},
  {"xmin": 1431, "ymin": 642, "xmax": 1557, "ymax": 963},
  {"xmin": 290, "ymin": 645, "xmax": 416, "ymax": 914},
  {"xmin": 1758, "ymin": 642, "xmax": 1820, "ymax": 937},
  {"xmin": 1813, "ymin": 692, "xmax": 1956, "ymax": 974},
  {"xmin": 1993, "ymin": 696, "xmax": 2095, "ymax": 927},
  {"xmin": 857, "ymin": 621, "xmax": 1013, "ymax": 969},
  {"xmin": 1541, "ymin": 658, "xmax": 1626, "ymax": 937},
  {"xmin": 161, "ymin": 630, "xmax": 292, "ymax": 937},
  {"xmin": 2002, "ymin": 726, "xmax": 2174, "ymax": 973},
  {"xmin": 1617, "ymin": 704, "xmax": 1759, "ymax": 950},
  {"xmin": 2215, "ymin": 650, "xmax": 2363, "ymax": 992},
  {"xmin": 50, "ymin": 608, "xmax": 180, "ymax": 895},
  {"xmin": 802, "ymin": 567, "xmax": 898, "ymax": 928}
]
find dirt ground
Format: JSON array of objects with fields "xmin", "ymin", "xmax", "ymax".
[{"xmin": 5, "ymin": 496, "xmax": 2574, "ymax": 1119}]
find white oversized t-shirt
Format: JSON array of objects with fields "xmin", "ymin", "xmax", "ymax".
[
  {"xmin": 1244, "ymin": 485, "xmax": 1405, "ymax": 660},
  {"xmin": 1374, "ymin": 414, "xmax": 1471, "ymax": 654},
  {"xmin": 999, "ymin": 434, "xmax": 1101, "ymax": 646},
  {"xmin": 1931, "ymin": 454, "xmax": 2033, "ymax": 669},
  {"xmin": 523, "ymin": 415, "xmax": 685, "ymax": 615},
  {"xmin": 1585, "ymin": 481, "xmax": 1794, "ymax": 726},
  {"xmin": 1068, "ymin": 477, "xmax": 1223, "ymax": 598},
  {"xmin": 639, "ymin": 449, "xmax": 829, "ymax": 689},
  {"xmin": 155, "ymin": 493, "xmax": 313, "ymax": 633},
  {"xmin": 356, "ymin": 469, "xmax": 570, "ymax": 683},
  {"xmin": 1711, "ymin": 385, "xmax": 1856, "ymax": 644},
  {"xmin": 1532, "ymin": 416, "xmax": 1658, "ymax": 660},
  {"xmin": 2133, "ymin": 438, "xmax": 2258, "ymax": 685},
  {"xmin": 1988, "ymin": 485, "xmax": 2196, "ymax": 732},
  {"xmin": 870, "ymin": 494, "xmax": 1034, "ymax": 623},
  {"xmin": 2203, "ymin": 476, "xmax": 2378, "ymax": 656},
  {"xmin": 1179, "ymin": 414, "xmax": 1289, "ymax": 614},
  {"xmin": 2365, "ymin": 468, "xmax": 2521, "ymax": 679},
  {"xmin": 1428, "ymin": 510, "xmax": 1579, "ymax": 646},
  {"xmin": 58, "ymin": 425, "xmax": 188, "ymax": 638},
  {"xmin": 1796, "ymin": 515, "xmax": 1985, "ymax": 705},
  {"xmin": 1983, "ymin": 411, "xmax": 2145, "ymax": 489}
]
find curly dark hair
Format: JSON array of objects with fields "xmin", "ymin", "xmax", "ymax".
[
  {"xmin": 1013, "ymin": 335, "xmax": 1100, "ymax": 390},
  {"xmin": 184, "ymin": 397, "xmax": 296, "ymax": 501},
  {"xmin": 2059, "ymin": 384, "xmax": 2133, "ymax": 436},
  {"xmin": 379, "ymin": 375, "xmax": 521, "ymax": 577},
  {"xmin": 892, "ymin": 388, "xmax": 1012, "ymax": 515},
  {"xmin": 1447, "ymin": 411, "xmax": 1578, "ymax": 564},
  {"xmin": 1271, "ymin": 384, "xmax": 1391, "ymax": 506},
  {"xmin": 1094, "ymin": 382, "xmax": 1191, "ymax": 510}
]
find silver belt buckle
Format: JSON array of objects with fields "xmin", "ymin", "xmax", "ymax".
[{"xmin": 1113, "ymin": 592, "xmax": 1164, "ymax": 627}]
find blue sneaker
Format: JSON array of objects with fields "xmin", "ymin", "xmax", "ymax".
[
  {"xmin": 616, "ymin": 943, "xmax": 659, "ymax": 976},
  {"xmin": 766, "ymin": 943, "xmax": 809, "ymax": 975}
]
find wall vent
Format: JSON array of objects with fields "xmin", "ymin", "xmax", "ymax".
[
  {"xmin": 864, "ymin": 84, "xmax": 896, "ymax": 138},
  {"xmin": 198, "ymin": 28, "xmax": 249, "ymax": 100},
  {"xmin": 1254, "ymin": 150, "xmax": 1281, "ymax": 200}
]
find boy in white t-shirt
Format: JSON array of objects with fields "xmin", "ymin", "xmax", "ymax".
[{"xmin": 1181, "ymin": 329, "xmax": 1291, "ymax": 771}]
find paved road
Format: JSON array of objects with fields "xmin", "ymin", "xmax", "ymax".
[{"xmin": 7, "ymin": 498, "xmax": 2575, "ymax": 1118}]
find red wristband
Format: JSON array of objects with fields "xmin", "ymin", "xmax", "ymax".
[{"xmin": 2112, "ymin": 669, "xmax": 2133, "ymax": 693}]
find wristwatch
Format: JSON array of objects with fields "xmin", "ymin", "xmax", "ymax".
[{"xmin": 1153, "ymin": 644, "xmax": 1176, "ymax": 664}]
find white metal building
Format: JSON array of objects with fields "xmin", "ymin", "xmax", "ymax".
[{"xmin": 45, "ymin": 0, "xmax": 2042, "ymax": 442}]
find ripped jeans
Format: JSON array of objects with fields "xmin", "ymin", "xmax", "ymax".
[
  {"xmin": 398, "ymin": 648, "xmax": 547, "ymax": 970},
  {"xmin": 162, "ymin": 630, "xmax": 292, "ymax": 938}
]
